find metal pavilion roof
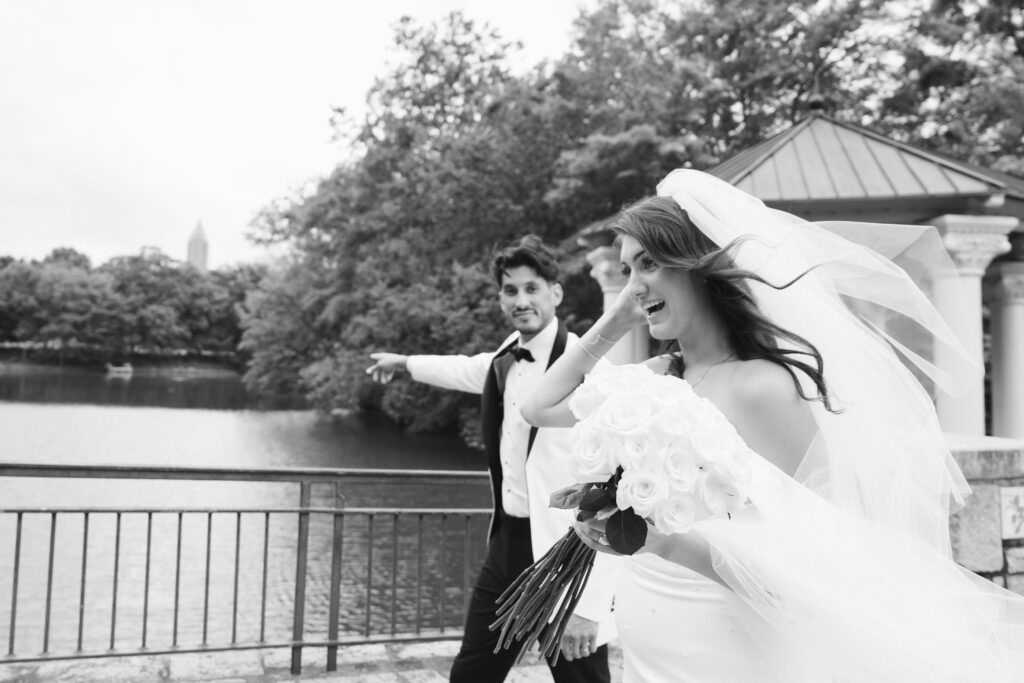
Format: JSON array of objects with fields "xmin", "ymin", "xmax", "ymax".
[
  {"xmin": 574, "ymin": 111, "xmax": 1024, "ymax": 254},
  {"xmin": 708, "ymin": 111, "xmax": 1024, "ymax": 223}
]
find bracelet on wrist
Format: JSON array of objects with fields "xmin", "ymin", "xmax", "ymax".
[{"xmin": 579, "ymin": 344, "xmax": 603, "ymax": 363}]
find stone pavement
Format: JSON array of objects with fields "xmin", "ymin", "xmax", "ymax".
[{"xmin": 0, "ymin": 640, "xmax": 624, "ymax": 682}]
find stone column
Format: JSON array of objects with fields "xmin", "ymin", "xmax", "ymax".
[
  {"xmin": 986, "ymin": 233, "xmax": 1024, "ymax": 439},
  {"xmin": 586, "ymin": 245, "xmax": 649, "ymax": 364},
  {"xmin": 927, "ymin": 215, "xmax": 1016, "ymax": 435}
]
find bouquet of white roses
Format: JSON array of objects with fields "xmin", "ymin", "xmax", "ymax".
[{"xmin": 491, "ymin": 364, "xmax": 755, "ymax": 663}]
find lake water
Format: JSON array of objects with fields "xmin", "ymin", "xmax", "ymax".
[{"xmin": 0, "ymin": 365, "xmax": 492, "ymax": 658}]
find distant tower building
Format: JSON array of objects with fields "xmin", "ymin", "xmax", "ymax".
[{"xmin": 187, "ymin": 222, "xmax": 209, "ymax": 272}]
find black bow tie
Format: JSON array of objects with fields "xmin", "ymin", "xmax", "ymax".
[{"xmin": 509, "ymin": 345, "xmax": 534, "ymax": 363}]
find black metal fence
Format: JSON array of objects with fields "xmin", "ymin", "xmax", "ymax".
[{"xmin": 0, "ymin": 463, "xmax": 491, "ymax": 674}]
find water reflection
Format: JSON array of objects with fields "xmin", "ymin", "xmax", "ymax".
[
  {"xmin": 0, "ymin": 365, "xmax": 302, "ymax": 410},
  {"xmin": 0, "ymin": 366, "xmax": 494, "ymax": 657},
  {"xmin": 0, "ymin": 366, "xmax": 483, "ymax": 471},
  {"xmin": 0, "ymin": 492, "xmax": 491, "ymax": 654}
]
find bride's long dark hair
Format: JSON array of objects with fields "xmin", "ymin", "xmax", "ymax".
[{"xmin": 613, "ymin": 195, "xmax": 836, "ymax": 412}]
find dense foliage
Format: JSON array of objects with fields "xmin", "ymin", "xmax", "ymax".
[
  {"xmin": 0, "ymin": 247, "xmax": 263, "ymax": 365},
  {"xmin": 234, "ymin": 0, "xmax": 1022, "ymax": 443}
]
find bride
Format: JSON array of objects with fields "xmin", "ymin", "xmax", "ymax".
[{"xmin": 521, "ymin": 169, "xmax": 1024, "ymax": 681}]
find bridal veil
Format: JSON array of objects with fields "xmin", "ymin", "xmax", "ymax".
[{"xmin": 656, "ymin": 169, "xmax": 1024, "ymax": 681}]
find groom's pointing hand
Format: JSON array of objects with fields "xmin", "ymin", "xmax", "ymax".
[{"xmin": 366, "ymin": 352, "xmax": 409, "ymax": 384}]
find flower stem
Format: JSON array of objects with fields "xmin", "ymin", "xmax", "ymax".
[{"xmin": 489, "ymin": 527, "xmax": 598, "ymax": 665}]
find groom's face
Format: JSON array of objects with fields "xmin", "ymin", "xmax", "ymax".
[{"xmin": 498, "ymin": 265, "xmax": 562, "ymax": 342}]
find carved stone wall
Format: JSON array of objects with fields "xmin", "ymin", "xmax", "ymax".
[{"xmin": 949, "ymin": 435, "xmax": 1024, "ymax": 593}]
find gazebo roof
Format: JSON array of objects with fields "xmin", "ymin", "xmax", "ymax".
[
  {"xmin": 573, "ymin": 110, "xmax": 1024, "ymax": 254},
  {"xmin": 708, "ymin": 112, "xmax": 1024, "ymax": 223}
]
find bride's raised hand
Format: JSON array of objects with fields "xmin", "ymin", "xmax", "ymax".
[{"xmin": 606, "ymin": 284, "xmax": 647, "ymax": 332}]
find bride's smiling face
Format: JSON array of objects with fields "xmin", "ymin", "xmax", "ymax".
[{"xmin": 619, "ymin": 235, "xmax": 704, "ymax": 342}]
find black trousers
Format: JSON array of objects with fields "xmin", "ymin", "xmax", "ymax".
[{"xmin": 449, "ymin": 513, "xmax": 611, "ymax": 683}]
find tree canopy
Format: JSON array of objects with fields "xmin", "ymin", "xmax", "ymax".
[
  {"xmin": 240, "ymin": 0, "xmax": 1024, "ymax": 443},
  {"xmin": 0, "ymin": 248, "xmax": 263, "ymax": 364}
]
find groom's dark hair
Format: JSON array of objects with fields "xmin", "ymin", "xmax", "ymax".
[{"xmin": 491, "ymin": 234, "xmax": 560, "ymax": 285}]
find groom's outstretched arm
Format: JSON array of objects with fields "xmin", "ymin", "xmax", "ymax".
[
  {"xmin": 368, "ymin": 333, "xmax": 518, "ymax": 395},
  {"xmin": 403, "ymin": 351, "xmax": 494, "ymax": 395}
]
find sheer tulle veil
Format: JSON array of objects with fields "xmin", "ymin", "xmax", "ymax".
[{"xmin": 655, "ymin": 169, "xmax": 1024, "ymax": 681}]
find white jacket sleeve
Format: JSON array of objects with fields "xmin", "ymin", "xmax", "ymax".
[{"xmin": 406, "ymin": 352, "xmax": 494, "ymax": 395}]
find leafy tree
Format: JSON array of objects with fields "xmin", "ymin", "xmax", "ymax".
[
  {"xmin": 239, "ymin": 260, "xmax": 331, "ymax": 395},
  {"xmin": 545, "ymin": 124, "xmax": 697, "ymax": 229},
  {"xmin": 0, "ymin": 247, "xmax": 259, "ymax": 363},
  {"xmin": 302, "ymin": 263, "xmax": 506, "ymax": 433},
  {"xmin": 935, "ymin": 0, "xmax": 1024, "ymax": 58},
  {"xmin": 41, "ymin": 247, "xmax": 91, "ymax": 270},
  {"xmin": 361, "ymin": 12, "xmax": 520, "ymax": 149},
  {"xmin": 209, "ymin": 263, "xmax": 268, "ymax": 352},
  {"xmin": 872, "ymin": 0, "xmax": 1024, "ymax": 173},
  {"xmin": 540, "ymin": 0, "xmax": 892, "ymax": 229},
  {"xmin": 33, "ymin": 265, "xmax": 117, "ymax": 350},
  {"xmin": 243, "ymin": 13, "xmax": 561, "ymax": 416},
  {"xmin": 240, "ymin": 0, "xmax": 1024, "ymax": 443},
  {"xmin": 0, "ymin": 261, "xmax": 42, "ymax": 342},
  {"xmin": 98, "ymin": 252, "xmax": 191, "ymax": 354}
]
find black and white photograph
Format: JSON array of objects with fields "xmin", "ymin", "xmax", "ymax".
[{"xmin": 2, "ymin": 1, "xmax": 1024, "ymax": 681}]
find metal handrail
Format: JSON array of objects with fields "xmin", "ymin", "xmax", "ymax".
[
  {"xmin": 0, "ymin": 462, "xmax": 492, "ymax": 674},
  {"xmin": 0, "ymin": 461, "xmax": 487, "ymax": 482},
  {"xmin": 0, "ymin": 507, "xmax": 493, "ymax": 514}
]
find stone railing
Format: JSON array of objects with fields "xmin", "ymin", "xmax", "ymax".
[{"xmin": 949, "ymin": 434, "xmax": 1024, "ymax": 592}]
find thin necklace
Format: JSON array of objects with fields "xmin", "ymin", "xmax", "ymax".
[{"xmin": 689, "ymin": 352, "xmax": 734, "ymax": 388}]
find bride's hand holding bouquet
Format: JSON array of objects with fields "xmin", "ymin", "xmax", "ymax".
[{"xmin": 490, "ymin": 363, "xmax": 756, "ymax": 662}]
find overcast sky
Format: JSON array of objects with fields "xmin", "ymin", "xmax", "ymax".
[{"xmin": 0, "ymin": 0, "xmax": 583, "ymax": 269}]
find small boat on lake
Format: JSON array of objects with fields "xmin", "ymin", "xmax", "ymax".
[{"xmin": 105, "ymin": 362, "xmax": 133, "ymax": 378}]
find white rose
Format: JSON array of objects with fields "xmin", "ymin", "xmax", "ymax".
[
  {"xmin": 569, "ymin": 363, "xmax": 658, "ymax": 420},
  {"xmin": 569, "ymin": 425, "xmax": 619, "ymax": 483},
  {"xmin": 617, "ymin": 433, "xmax": 665, "ymax": 472},
  {"xmin": 616, "ymin": 468, "xmax": 669, "ymax": 518},
  {"xmin": 690, "ymin": 407, "xmax": 741, "ymax": 464},
  {"xmin": 705, "ymin": 446, "xmax": 754, "ymax": 493},
  {"xmin": 590, "ymin": 391, "xmax": 661, "ymax": 439},
  {"xmin": 567, "ymin": 385, "xmax": 605, "ymax": 422},
  {"xmin": 699, "ymin": 470, "xmax": 745, "ymax": 516},
  {"xmin": 662, "ymin": 444, "xmax": 700, "ymax": 493},
  {"xmin": 651, "ymin": 409, "xmax": 696, "ymax": 442},
  {"xmin": 651, "ymin": 495, "xmax": 699, "ymax": 534},
  {"xmin": 647, "ymin": 373, "xmax": 699, "ymax": 407}
]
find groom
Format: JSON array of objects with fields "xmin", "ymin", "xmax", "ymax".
[{"xmin": 366, "ymin": 235, "xmax": 615, "ymax": 683}]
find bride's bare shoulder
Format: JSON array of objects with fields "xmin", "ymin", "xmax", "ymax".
[
  {"xmin": 729, "ymin": 359, "xmax": 801, "ymax": 402},
  {"xmin": 723, "ymin": 359, "xmax": 816, "ymax": 476}
]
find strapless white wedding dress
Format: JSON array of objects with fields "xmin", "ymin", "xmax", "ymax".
[
  {"xmin": 570, "ymin": 363, "xmax": 1024, "ymax": 682},
  {"xmin": 614, "ymin": 554, "xmax": 773, "ymax": 683},
  {"xmin": 609, "ymin": 455, "xmax": 1024, "ymax": 683}
]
